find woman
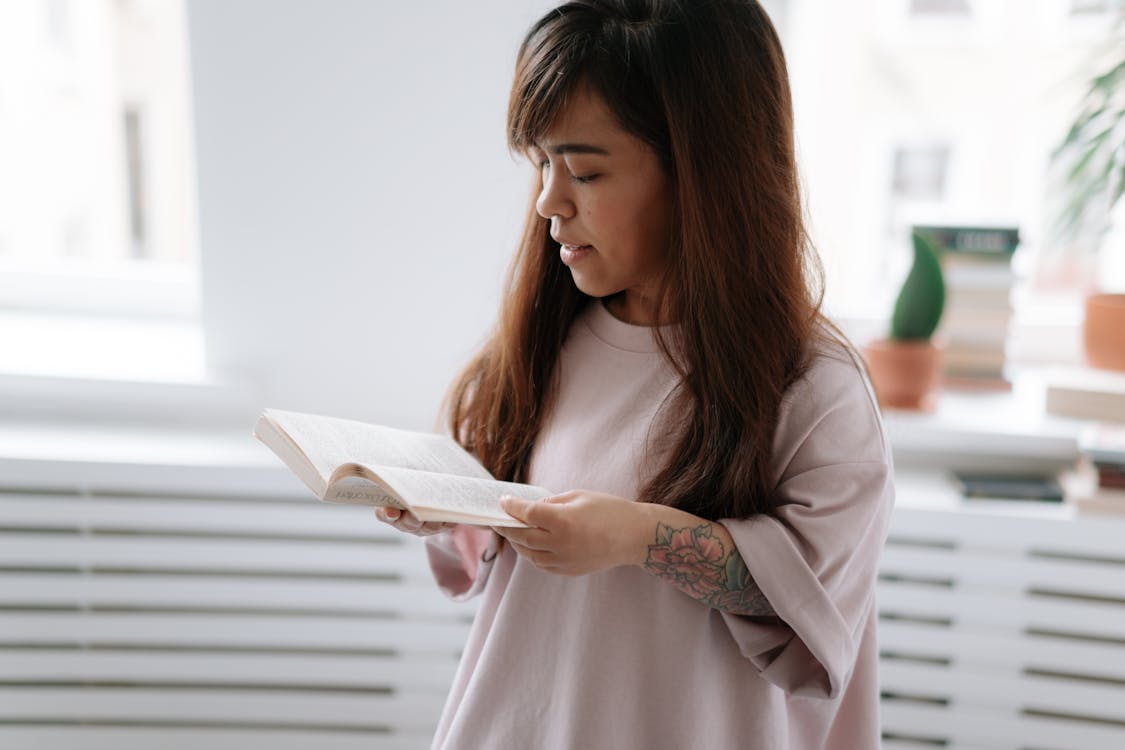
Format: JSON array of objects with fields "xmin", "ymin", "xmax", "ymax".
[{"xmin": 379, "ymin": 1, "xmax": 894, "ymax": 747}]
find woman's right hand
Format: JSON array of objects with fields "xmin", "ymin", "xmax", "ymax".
[{"xmin": 374, "ymin": 507, "xmax": 456, "ymax": 537}]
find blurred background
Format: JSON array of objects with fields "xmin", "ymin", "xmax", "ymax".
[{"xmin": 1, "ymin": 1, "xmax": 1124, "ymax": 748}]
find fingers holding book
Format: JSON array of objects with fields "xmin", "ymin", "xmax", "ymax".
[{"xmin": 375, "ymin": 507, "xmax": 456, "ymax": 537}]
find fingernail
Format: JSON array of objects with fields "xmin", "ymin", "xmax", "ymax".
[{"xmin": 386, "ymin": 508, "xmax": 399, "ymax": 519}]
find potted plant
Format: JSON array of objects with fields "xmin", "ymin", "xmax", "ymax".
[
  {"xmin": 1050, "ymin": 22, "xmax": 1125, "ymax": 371},
  {"xmin": 863, "ymin": 231, "xmax": 947, "ymax": 410}
]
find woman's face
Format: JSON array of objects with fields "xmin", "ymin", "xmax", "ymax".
[{"xmin": 529, "ymin": 86, "xmax": 675, "ymax": 326}]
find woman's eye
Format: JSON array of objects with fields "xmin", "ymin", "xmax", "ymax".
[{"xmin": 572, "ymin": 174, "xmax": 599, "ymax": 184}]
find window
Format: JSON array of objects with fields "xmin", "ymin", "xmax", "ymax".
[
  {"xmin": 892, "ymin": 145, "xmax": 951, "ymax": 201},
  {"xmin": 0, "ymin": 0, "xmax": 202, "ymax": 385},
  {"xmin": 0, "ymin": 0, "xmax": 198, "ymax": 320},
  {"xmin": 784, "ymin": 0, "xmax": 1125, "ymax": 365}
]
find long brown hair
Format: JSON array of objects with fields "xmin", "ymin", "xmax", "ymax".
[{"xmin": 444, "ymin": 0, "xmax": 828, "ymax": 520}]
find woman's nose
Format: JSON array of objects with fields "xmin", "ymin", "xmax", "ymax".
[{"xmin": 535, "ymin": 169, "xmax": 576, "ymax": 220}]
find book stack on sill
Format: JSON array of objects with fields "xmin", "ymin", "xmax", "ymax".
[
  {"xmin": 916, "ymin": 224, "xmax": 1019, "ymax": 391},
  {"xmin": 1045, "ymin": 366, "xmax": 1125, "ymax": 423},
  {"xmin": 1068, "ymin": 422, "xmax": 1125, "ymax": 516}
]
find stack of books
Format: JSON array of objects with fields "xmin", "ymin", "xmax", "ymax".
[
  {"xmin": 1070, "ymin": 423, "xmax": 1125, "ymax": 516},
  {"xmin": 1046, "ymin": 367, "xmax": 1125, "ymax": 423},
  {"xmin": 915, "ymin": 224, "xmax": 1019, "ymax": 389}
]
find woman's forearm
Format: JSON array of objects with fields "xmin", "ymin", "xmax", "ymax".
[{"xmin": 630, "ymin": 503, "xmax": 776, "ymax": 617}]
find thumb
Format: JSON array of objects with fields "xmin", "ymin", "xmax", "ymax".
[
  {"xmin": 500, "ymin": 494, "xmax": 557, "ymax": 529},
  {"xmin": 498, "ymin": 495, "xmax": 532, "ymax": 521}
]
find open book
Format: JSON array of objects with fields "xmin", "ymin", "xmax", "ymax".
[{"xmin": 253, "ymin": 408, "xmax": 550, "ymax": 527}]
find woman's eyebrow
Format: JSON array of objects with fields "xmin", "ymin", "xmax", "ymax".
[{"xmin": 540, "ymin": 142, "xmax": 611, "ymax": 156}]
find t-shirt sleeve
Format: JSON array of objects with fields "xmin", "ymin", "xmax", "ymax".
[
  {"xmin": 717, "ymin": 347, "xmax": 895, "ymax": 699},
  {"xmin": 424, "ymin": 526, "xmax": 501, "ymax": 601}
]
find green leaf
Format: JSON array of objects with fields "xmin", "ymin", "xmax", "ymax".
[
  {"xmin": 1054, "ymin": 175, "xmax": 1113, "ymax": 242},
  {"xmin": 891, "ymin": 232, "xmax": 946, "ymax": 341},
  {"xmin": 1092, "ymin": 58, "xmax": 1125, "ymax": 93},
  {"xmin": 1055, "ymin": 104, "xmax": 1107, "ymax": 156},
  {"xmin": 1067, "ymin": 126, "xmax": 1113, "ymax": 183},
  {"xmin": 655, "ymin": 523, "xmax": 673, "ymax": 546}
]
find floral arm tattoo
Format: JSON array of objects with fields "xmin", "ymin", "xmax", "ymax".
[{"xmin": 642, "ymin": 522, "xmax": 776, "ymax": 617}]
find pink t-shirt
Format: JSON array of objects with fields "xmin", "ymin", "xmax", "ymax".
[{"xmin": 425, "ymin": 299, "xmax": 895, "ymax": 749}]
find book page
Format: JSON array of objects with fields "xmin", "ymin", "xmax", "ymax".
[
  {"xmin": 265, "ymin": 408, "xmax": 494, "ymax": 484},
  {"xmin": 361, "ymin": 465, "xmax": 552, "ymax": 528},
  {"xmin": 253, "ymin": 415, "xmax": 329, "ymax": 496}
]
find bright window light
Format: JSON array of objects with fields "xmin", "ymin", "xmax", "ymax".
[{"xmin": 0, "ymin": 0, "xmax": 198, "ymax": 320}]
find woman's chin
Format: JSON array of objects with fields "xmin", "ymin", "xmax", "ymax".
[{"xmin": 569, "ymin": 273, "xmax": 618, "ymax": 301}]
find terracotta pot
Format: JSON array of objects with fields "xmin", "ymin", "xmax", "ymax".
[
  {"xmin": 862, "ymin": 338, "xmax": 942, "ymax": 411},
  {"xmin": 1083, "ymin": 293, "xmax": 1125, "ymax": 372}
]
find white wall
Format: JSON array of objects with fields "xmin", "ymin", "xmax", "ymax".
[{"xmin": 188, "ymin": 0, "xmax": 554, "ymax": 431}]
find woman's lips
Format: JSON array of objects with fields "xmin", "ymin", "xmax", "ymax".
[{"xmin": 560, "ymin": 243, "xmax": 593, "ymax": 266}]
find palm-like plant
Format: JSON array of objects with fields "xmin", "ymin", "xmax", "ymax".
[{"xmin": 1051, "ymin": 23, "xmax": 1125, "ymax": 251}]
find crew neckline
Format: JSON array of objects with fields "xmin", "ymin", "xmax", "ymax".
[{"xmin": 582, "ymin": 298, "xmax": 673, "ymax": 354}]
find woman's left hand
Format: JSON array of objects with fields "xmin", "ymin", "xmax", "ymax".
[{"xmin": 492, "ymin": 490, "xmax": 648, "ymax": 576}]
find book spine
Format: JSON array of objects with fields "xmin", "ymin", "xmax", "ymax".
[
  {"xmin": 1096, "ymin": 464, "xmax": 1125, "ymax": 489},
  {"xmin": 914, "ymin": 224, "xmax": 1020, "ymax": 260}
]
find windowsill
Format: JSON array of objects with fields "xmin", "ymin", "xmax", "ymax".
[
  {"xmin": 0, "ymin": 364, "xmax": 1108, "ymax": 525},
  {"xmin": 0, "ymin": 418, "xmax": 270, "ymax": 468},
  {"xmin": 0, "ymin": 311, "xmax": 257, "ymax": 428},
  {"xmin": 0, "ymin": 310, "xmax": 206, "ymax": 382},
  {"xmin": 0, "ymin": 310, "xmax": 1098, "ymax": 471},
  {"xmin": 881, "ymin": 373, "xmax": 1086, "ymax": 474}
]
